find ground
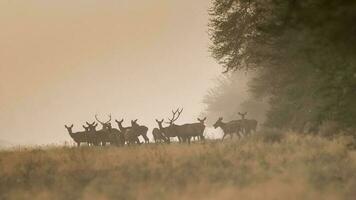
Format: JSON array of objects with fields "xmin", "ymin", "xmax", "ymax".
[{"xmin": 1, "ymin": 131, "xmax": 356, "ymax": 200}]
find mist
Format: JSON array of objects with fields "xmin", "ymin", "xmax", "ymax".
[{"xmin": 0, "ymin": 0, "xmax": 226, "ymax": 145}]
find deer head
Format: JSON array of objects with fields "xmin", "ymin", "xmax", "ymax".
[
  {"xmin": 86, "ymin": 121, "xmax": 98, "ymax": 131},
  {"xmin": 155, "ymin": 119, "xmax": 164, "ymax": 129},
  {"xmin": 131, "ymin": 119, "xmax": 139, "ymax": 128},
  {"xmin": 65, "ymin": 124, "xmax": 74, "ymax": 133},
  {"xmin": 115, "ymin": 119, "xmax": 124, "ymax": 125},
  {"xmin": 166, "ymin": 108, "xmax": 183, "ymax": 125},
  {"xmin": 83, "ymin": 125, "xmax": 90, "ymax": 131},
  {"xmin": 213, "ymin": 117, "xmax": 223, "ymax": 128},
  {"xmin": 95, "ymin": 114, "xmax": 112, "ymax": 130},
  {"xmin": 238, "ymin": 112, "xmax": 248, "ymax": 120},
  {"xmin": 197, "ymin": 117, "xmax": 207, "ymax": 124}
]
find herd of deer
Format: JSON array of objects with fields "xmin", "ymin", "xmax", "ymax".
[{"xmin": 64, "ymin": 109, "xmax": 258, "ymax": 147}]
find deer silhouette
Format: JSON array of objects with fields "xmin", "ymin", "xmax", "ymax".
[
  {"xmin": 153, "ymin": 119, "xmax": 170, "ymax": 143},
  {"xmin": 123, "ymin": 120, "xmax": 143, "ymax": 145},
  {"xmin": 175, "ymin": 116, "xmax": 207, "ymax": 144},
  {"xmin": 213, "ymin": 117, "xmax": 242, "ymax": 141},
  {"xmin": 85, "ymin": 121, "xmax": 100, "ymax": 146},
  {"xmin": 162, "ymin": 108, "xmax": 206, "ymax": 144},
  {"xmin": 64, "ymin": 124, "xmax": 88, "ymax": 146},
  {"xmin": 115, "ymin": 119, "xmax": 130, "ymax": 132},
  {"xmin": 238, "ymin": 112, "xmax": 258, "ymax": 135},
  {"xmin": 131, "ymin": 119, "xmax": 149, "ymax": 144},
  {"xmin": 95, "ymin": 114, "xmax": 124, "ymax": 146},
  {"xmin": 116, "ymin": 119, "xmax": 149, "ymax": 144},
  {"xmin": 163, "ymin": 108, "xmax": 185, "ymax": 142}
]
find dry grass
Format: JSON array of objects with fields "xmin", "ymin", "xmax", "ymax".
[{"xmin": 1, "ymin": 132, "xmax": 356, "ymax": 200}]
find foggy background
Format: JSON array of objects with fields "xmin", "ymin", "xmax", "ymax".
[{"xmin": 0, "ymin": 0, "xmax": 251, "ymax": 145}]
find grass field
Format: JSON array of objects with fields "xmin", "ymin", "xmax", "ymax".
[{"xmin": 1, "ymin": 131, "xmax": 356, "ymax": 200}]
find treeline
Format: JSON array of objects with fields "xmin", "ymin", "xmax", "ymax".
[{"xmin": 207, "ymin": 0, "xmax": 356, "ymax": 134}]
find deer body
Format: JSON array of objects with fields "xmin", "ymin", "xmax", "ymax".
[
  {"xmin": 213, "ymin": 118, "xmax": 241, "ymax": 141},
  {"xmin": 238, "ymin": 112, "xmax": 258, "ymax": 135},
  {"xmin": 64, "ymin": 125, "xmax": 88, "ymax": 147},
  {"xmin": 174, "ymin": 120, "xmax": 206, "ymax": 144},
  {"xmin": 152, "ymin": 128, "xmax": 168, "ymax": 143},
  {"xmin": 116, "ymin": 119, "xmax": 149, "ymax": 144},
  {"xmin": 152, "ymin": 119, "xmax": 170, "ymax": 143}
]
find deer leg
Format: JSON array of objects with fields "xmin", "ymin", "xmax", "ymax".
[
  {"xmin": 136, "ymin": 137, "xmax": 141, "ymax": 145},
  {"xmin": 200, "ymin": 135, "xmax": 205, "ymax": 141},
  {"xmin": 144, "ymin": 135, "xmax": 150, "ymax": 143},
  {"xmin": 222, "ymin": 133, "xmax": 227, "ymax": 141}
]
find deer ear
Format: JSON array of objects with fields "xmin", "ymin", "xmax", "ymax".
[
  {"xmin": 70, "ymin": 124, "xmax": 74, "ymax": 128},
  {"xmin": 65, "ymin": 125, "xmax": 68, "ymax": 128},
  {"xmin": 134, "ymin": 119, "xmax": 138, "ymax": 122},
  {"xmin": 203, "ymin": 117, "xmax": 207, "ymax": 121},
  {"xmin": 155, "ymin": 119, "xmax": 159, "ymax": 123},
  {"xmin": 86, "ymin": 122, "xmax": 90, "ymax": 125}
]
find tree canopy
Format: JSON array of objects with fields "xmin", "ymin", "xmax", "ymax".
[{"xmin": 208, "ymin": 0, "xmax": 356, "ymax": 132}]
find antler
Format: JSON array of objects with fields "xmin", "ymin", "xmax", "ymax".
[
  {"xmin": 95, "ymin": 114, "xmax": 112, "ymax": 125},
  {"xmin": 167, "ymin": 108, "xmax": 183, "ymax": 124}
]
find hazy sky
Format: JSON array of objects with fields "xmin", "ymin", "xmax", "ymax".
[{"xmin": 0, "ymin": 0, "xmax": 223, "ymax": 145}]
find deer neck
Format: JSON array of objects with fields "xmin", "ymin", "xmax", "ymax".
[
  {"xmin": 158, "ymin": 123, "xmax": 165, "ymax": 130},
  {"xmin": 67, "ymin": 130, "xmax": 74, "ymax": 137},
  {"xmin": 118, "ymin": 123, "xmax": 127, "ymax": 131},
  {"xmin": 219, "ymin": 122, "xmax": 227, "ymax": 129}
]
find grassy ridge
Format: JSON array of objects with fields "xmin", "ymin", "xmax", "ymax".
[{"xmin": 1, "ymin": 132, "xmax": 356, "ymax": 200}]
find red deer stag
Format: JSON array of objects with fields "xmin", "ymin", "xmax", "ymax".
[
  {"xmin": 163, "ymin": 108, "xmax": 185, "ymax": 142},
  {"xmin": 64, "ymin": 124, "xmax": 89, "ymax": 146},
  {"xmin": 164, "ymin": 108, "xmax": 206, "ymax": 144},
  {"xmin": 95, "ymin": 114, "xmax": 124, "ymax": 146},
  {"xmin": 213, "ymin": 117, "xmax": 242, "ymax": 141}
]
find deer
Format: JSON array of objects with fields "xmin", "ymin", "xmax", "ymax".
[
  {"xmin": 164, "ymin": 108, "xmax": 206, "ymax": 144},
  {"xmin": 162, "ymin": 108, "xmax": 186, "ymax": 142},
  {"xmin": 153, "ymin": 119, "xmax": 170, "ymax": 143},
  {"xmin": 95, "ymin": 114, "xmax": 124, "ymax": 146},
  {"xmin": 238, "ymin": 112, "xmax": 258, "ymax": 136},
  {"xmin": 195, "ymin": 117, "xmax": 207, "ymax": 141},
  {"xmin": 116, "ymin": 119, "xmax": 149, "ymax": 144},
  {"xmin": 124, "ymin": 120, "xmax": 143, "ymax": 145},
  {"xmin": 131, "ymin": 119, "xmax": 149, "ymax": 144},
  {"xmin": 213, "ymin": 117, "xmax": 242, "ymax": 141},
  {"xmin": 115, "ymin": 119, "xmax": 134, "ymax": 145},
  {"xmin": 85, "ymin": 121, "xmax": 100, "ymax": 146},
  {"xmin": 64, "ymin": 124, "xmax": 89, "ymax": 147},
  {"xmin": 176, "ymin": 116, "xmax": 207, "ymax": 143},
  {"xmin": 115, "ymin": 119, "xmax": 130, "ymax": 133}
]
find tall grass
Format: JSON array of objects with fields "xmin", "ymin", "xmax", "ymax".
[{"xmin": 1, "ymin": 132, "xmax": 356, "ymax": 200}]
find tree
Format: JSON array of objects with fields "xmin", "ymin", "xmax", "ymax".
[{"xmin": 208, "ymin": 0, "xmax": 356, "ymax": 132}]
